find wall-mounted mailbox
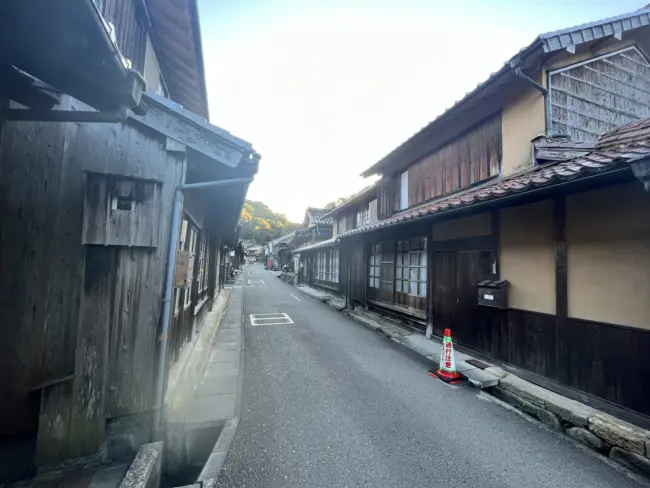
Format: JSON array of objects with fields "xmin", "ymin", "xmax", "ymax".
[{"xmin": 477, "ymin": 280, "xmax": 509, "ymax": 309}]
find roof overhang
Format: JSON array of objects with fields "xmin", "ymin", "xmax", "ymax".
[
  {"xmin": 361, "ymin": 7, "xmax": 650, "ymax": 178},
  {"xmin": 147, "ymin": 0, "xmax": 209, "ymax": 118},
  {"xmin": 0, "ymin": 0, "xmax": 145, "ymax": 114},
  {"xmin": 128, "ymin": 92, "xmax": 260, "ymax": 243},
  {"xmin": 323, "ymin": 184, "xmax": 377, "ymax": 219}
]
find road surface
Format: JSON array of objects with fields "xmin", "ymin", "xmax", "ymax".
[{"xmin": 217, "ymin": 263, "xmax": 643, "ymax": 488}]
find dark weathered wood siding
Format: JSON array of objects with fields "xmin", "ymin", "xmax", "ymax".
[
  {"xmin": 0, "ymin": 95, "xmax": 185, "ymax": 463},
  {"xmin": 94, "ymin": 0, "xmax": 147, "ymax": 71},
  {"xmin": 377, "ymin": 175, "xmax": 398, "ymax": 220},
  {"xmin": 550, "ymin": 46, "xmax": 650, "ymax": 141},
  {"xmin": 407, "ymin": 114, "xmax": 502, "ymax": 207}
]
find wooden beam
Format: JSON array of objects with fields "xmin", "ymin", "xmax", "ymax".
[
  {"xmin": 426, "ymin": 224, "xmax": 435, "ymax": 338},
  {"xmin": 491, "ymin": 210, "xmax": 500, "ymax": 278},
  {"xmin": 554, "ymin": 196, "xmax": 567, "ymax": 319},
  {"xmin": 128, "ymin": 102, "xmax": 249, "ymax": 168}
]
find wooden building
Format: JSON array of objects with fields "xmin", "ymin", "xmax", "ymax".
[
  {"xmin": 300, "ymin": 8, "xmax": 650, "ymax": 422},
  {"xmin": 0, "ymin": 0, "xmax": 259, "ymax": 483},
  {"xmin": 295, "ymin": 186, "xmax": 377, "ymax": 291},
  {"xmin": 267, "ymin": 208, "xmax": 333, "ymax": 270}
]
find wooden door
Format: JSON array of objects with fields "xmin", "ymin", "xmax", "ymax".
[
  {"xmin": 455, "ymin": 250, "xmax": 492, "ymax": 350},
  {"xmin": 432, "ymin": 252, "xmax": 457, "ymax": 337}
]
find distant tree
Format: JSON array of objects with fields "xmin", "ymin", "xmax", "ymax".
[
  {"xmin": 325, "ymin": 195, "xmax": 352, "ymax": 209},
  {"xmin": 239, "ymin": 200, "xmax": 299, "ymax": 244}
]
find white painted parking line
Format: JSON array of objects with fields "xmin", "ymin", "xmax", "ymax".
[
  {"xmin": 289, "ymin": 294, "xmax": 301, "ymax": 301},
  {"xmin": 249, "ymin": 313, "xmax": 294, "ymax": 326}
]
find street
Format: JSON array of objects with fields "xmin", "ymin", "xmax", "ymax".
[{"xmin": 216, "ymin": 263, "xmax": 642, "ymax": 488}]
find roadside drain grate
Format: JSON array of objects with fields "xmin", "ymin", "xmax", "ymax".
[
  {"xmin": 466, "ymin": 359, "xmax": 490, "ymax": 370},
  {"xmin": 249, "ymin": 313, "xmax": 294, "ymax": 326}
]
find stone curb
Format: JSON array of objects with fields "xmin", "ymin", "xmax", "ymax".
[{"xmin": 493, "ymin": 380, "xmax": 650, "ymax": 478}]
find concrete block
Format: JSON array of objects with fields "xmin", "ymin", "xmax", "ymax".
[
  {"xmin": 484, "ymin": 366, "xmax": 508, "ymax": 379},
  {"xmin": 119, "ymin": 442, "xmax": 162, "ymax": 488},
  {"xmin": 497, "ymin": 375, "xmax": 550, "ymax": 408},
  {"xmin": 565, "ymin": 427, "xmax": 608, "ymax": 454},
  {"xmin": 497, "ymin": 375, "xmax": 597, "ymax": 428},
  {"xmin": 588, "ymin": 414, "xmax": 647, "ymax": 456},
  {"xmin": 464, "ymin": 368, "xmax": 499, "ymax": 388},
  {"xmin": 609, "ymin": 447, "xmax": 650, "ymax": 477},
  {"xmin": 544, "ymin": 398, "xmax": 597, "ymax": 429}
]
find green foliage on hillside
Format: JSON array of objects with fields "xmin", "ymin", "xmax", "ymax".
[{"xmin": 240, "ymin": 200, "xmax": 300, "ymax": 244}]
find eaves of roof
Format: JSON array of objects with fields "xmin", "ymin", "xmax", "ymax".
[
  {"xmin": 322, "ymin": 184, "xmax": 377, "ymax": 219},
  {"xmin": 341, "ymin": 116, "xmax": 650, "ymax": 238},
  {"xmin": 147, "ymin": 0, "xmax": 209, "ymax": 118},
  {"xmin": 360, "ymin": 6, "xmax": 650, "ymax": 178},
  {"xmin": 292, "ymin": 237, "xmax": 339, "ymax": 253}
]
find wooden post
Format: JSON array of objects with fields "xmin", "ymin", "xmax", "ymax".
[
  {"xmin": 554, "ymin": 196, "xmax": 568, "ymax": 383},
  {"xmin": 554, "ymin": 196, "xmax": 567, "ymax": 319},
  {"xmin": 491, "ymin": 210, "xmax": 500, "ymax": 279},
  {"xmin": 426, "ymin": 223, "xmax": 435, "ymax": 339},
  {"xmin": 67, "ymin": 246, "xmax": 116, "ymax": 459}
]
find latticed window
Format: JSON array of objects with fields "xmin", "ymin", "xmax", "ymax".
[
  {"xmin": 197, "ymin": 233, "xmax": 210, "ymax": 295},
  {"xmin": 331, "ymin": 250, "xmax": 339, "ymax": 283},
  {"xmin": 396, "ymin": 237, "xmax": 427, "ymax": 297},
  {"xmin": 184, "ymin": 225, "xmax": 198, "ymax": 309},
  {"xmin": 368, "ymin": 244, "xmax": 380, "ymax": 288}
]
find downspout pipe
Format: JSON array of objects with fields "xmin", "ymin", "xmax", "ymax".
[
  {"xmin": 152, "ymin": 176, "xmax": 253, "ymax": 439},
  {"xmin": 513, "ymin": 67, "xmax": 552, "ymax": 135}
]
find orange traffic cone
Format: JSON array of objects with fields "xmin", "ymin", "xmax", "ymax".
[{"xmin": 429, "ymin": 328, "xmax": 462, "ymax": 384}]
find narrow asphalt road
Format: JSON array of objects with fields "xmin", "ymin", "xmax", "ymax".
[{"xmin": 217, "ymin": 263, "xmax": 643, "ymax": 488}]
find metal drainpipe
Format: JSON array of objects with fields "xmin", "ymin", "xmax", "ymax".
[
  {"xmin": 514, "ymin": 67, "xmax": 551, "ymax": 135},
  {"xmin": 152, "ymin": 176, "xmax": 253, "ymax": 440}
]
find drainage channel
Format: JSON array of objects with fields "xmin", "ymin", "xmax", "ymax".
[{"xmin": 162, "ymin": 424, "xmax": 224, "ymax": 488}]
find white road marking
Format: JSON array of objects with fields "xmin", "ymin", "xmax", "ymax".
[
  {"xmin": 260, "ymin": 279, "xmax": 265, "ymax": 285},
  {"xmin": 249, "ymin": 313, "xmax": 294, "ymax": 326},
  {"xmin": 247, "ymin": 279, "xmax": 252, "ymax": 285},
  {"xmin": 289, "ymin": 293, "xmax": 301, "ymax": 301}
]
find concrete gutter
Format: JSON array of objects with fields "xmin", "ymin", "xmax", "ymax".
[{"xmin": 166, "ymin": 280, "xmax": 246, "ymax": 483}]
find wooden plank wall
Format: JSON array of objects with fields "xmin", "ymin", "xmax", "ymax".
[
  {"xmin": 94, "ymin": 0, "xmax": 147, "ymax": 72},
  {"xmin": 550, "ymin": 47, "xmax": 650, "ymax": 141},
  {"xmin": 0, "ymin": 97, "xmax": 79, "ymax": 441},
  {"xmin": 377, "ymin": 175, "xmax": 398, "ymax": 220},
  {"xmin": 0, "ymin": 95, "xmax": 186, "ymax": 464},
  {"xmin": 407, "ymin": 113, "xmax": 502, "ymax": 207}
]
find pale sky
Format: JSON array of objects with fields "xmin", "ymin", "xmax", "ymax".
[{"xmin": 199, "ymin": 0, "xmax": 641, "ymax": 222}]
